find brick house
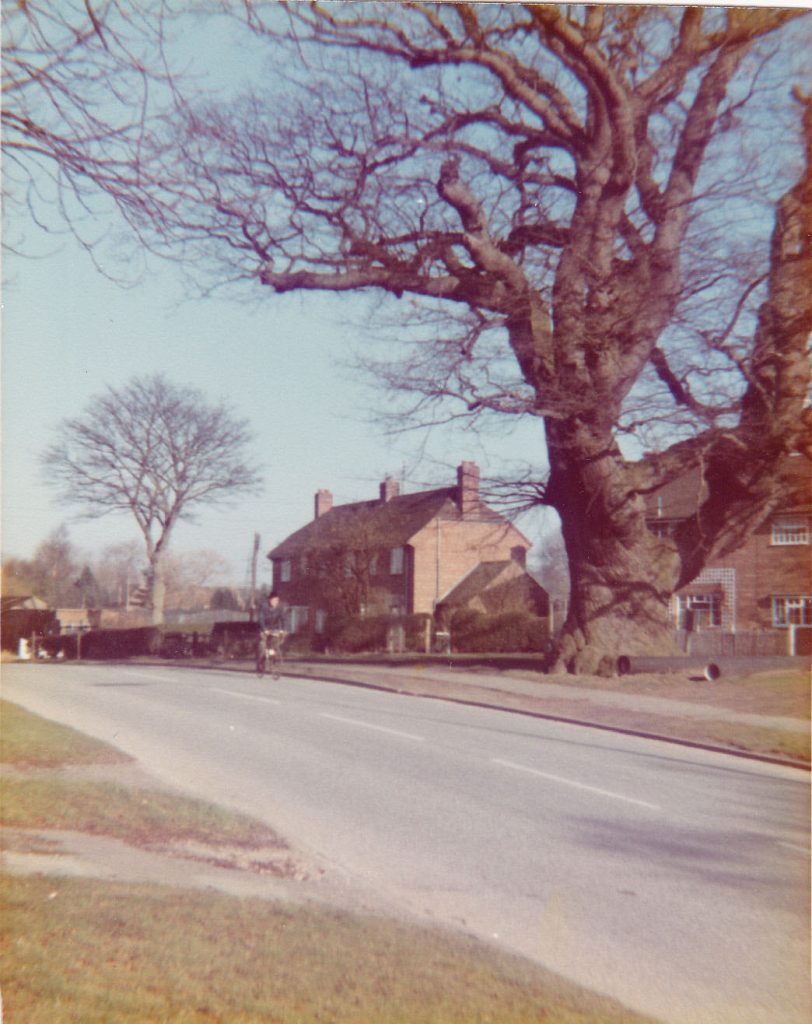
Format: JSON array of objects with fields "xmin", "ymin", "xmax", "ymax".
[
  {"xmin": 268, "ymin": 462, "xmax": 540, "ymax": 634},
  {"xmin": 646, "ymin": 456, "xmax": 811, "ymax": 636}
]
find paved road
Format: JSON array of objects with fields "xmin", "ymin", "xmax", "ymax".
[{"xmin": 3, "ymin": 661, "xmax": 810, "ymax": 1024}]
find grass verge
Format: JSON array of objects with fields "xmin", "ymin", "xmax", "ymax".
[
  {"xmin": 1, "ymin": 775, "xmax": 287, "ymax": 850},
  {"xmin": 1, "ymin": 874, "xmax": 657, "ymax": 1024},
  {"xmin": 0, "ymin": 700, "xmax": 286, "ymax": 853},
  {"xmin": 0, "ymin": 701, "xmax": 131, "ymax": 766}
]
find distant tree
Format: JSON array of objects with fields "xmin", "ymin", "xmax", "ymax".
[
  {"xmin": 530, "ymin": 528, "xmax": 570, "ymax": 606},
  {"xmin": 42, "ymin": 375, "xmax": 262, "ymax": 624},
  {"xmin": 210, "ymin": 587, "xmax": 241, "ymax": 611},
  {"xmin": 29, "ymin": 526, "xmax": 81, "ymax": 607},
  {"xmin": 163, "ymin": 549, "xmax": 233, "ymax": 609},
  {"xmin": 73, "ymin": 565, "xmax": 103, "ymax": 609},
  {"xmin": 93, "ymin": 540, "xmax": 145, "ymax": 608}
]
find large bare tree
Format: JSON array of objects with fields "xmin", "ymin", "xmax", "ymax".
[
  {"xmin": 43, "ymin": 375, "xmax": 262, "ymax": 623},
  {"xmin": 1, "ymin": 0, "xmax": 171, "ymax": 263},
  {"xmin": 9, "ymin": 4, "xmax": 812, "ymax": 669}
]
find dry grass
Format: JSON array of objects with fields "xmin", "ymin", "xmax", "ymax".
[
  {"xmin": 0, "ymin": 700, "xmax": 131, "ymax": 766},
  {"xmin": 1, "ymin": 874, "xmax": 658, "ymax": 1024}
]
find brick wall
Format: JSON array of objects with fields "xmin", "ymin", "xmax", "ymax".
[
  {"xmin": 675, "ymin": 515, "xmax": 810, "ymax": 631},
  {"xmin": 410, "ymin": 517, "xmax": 528, "ymax": 615}
]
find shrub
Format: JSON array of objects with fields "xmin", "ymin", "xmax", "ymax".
[
  {"xmin": 448, "ymin": 609, "xmax": 548, "ymax": 653},
  {"xmin": 322, "ymin": 613, "xmax": 438, "ymax": 654},
  {"xmin": 325, "ymin": 615, "xmax": 389, "ymax": 653}
]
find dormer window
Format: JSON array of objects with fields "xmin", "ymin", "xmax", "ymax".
[{"xmin": 771, "ymin": 517, "xmax": 809, "ymax": 546}]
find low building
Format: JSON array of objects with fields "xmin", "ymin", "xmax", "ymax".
[
  {"xmin": 435, "ymin": 559, "xmax": 549, "ymax": 623},
  {"xmin": 268, "ymin": 461, "xmax": 544, "ymax": 635}
]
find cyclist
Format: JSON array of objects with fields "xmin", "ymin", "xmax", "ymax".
[{"xmin": 257, "ymin": 591, "xmax": 288, "ymax": 673}]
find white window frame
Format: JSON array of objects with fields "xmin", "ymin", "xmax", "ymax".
[
  {"xmin": 678, "ymin": 592, "xmax": 722, "ymax": 628},
  {"xmin": 389, "ymin": 546, "xmax": 404, "ymax": 575},
  {"xmin": 772, "ymin": 595, "xmax": 812, "ymax": 627},
  {"xmin": 771, "ymin": 517, "xmax": 809, "ymax": 546}
]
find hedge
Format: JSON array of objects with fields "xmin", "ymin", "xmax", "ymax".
[
  {"xmin": 1, "ymin": 609, "xmax": 58, "ymax": 652},
  {"xmin": 448, "ymin": 609, "xmax": 548, "ymax": 653},
  {"xmin": 45, "ymin": 627, "xmax": 162, "ymax": 660},
  {"xmin": 324, "ymin": 613, "xmax": 432, "ymax": 653}
]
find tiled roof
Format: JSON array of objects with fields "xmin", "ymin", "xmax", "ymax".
[
  {"xmin": 268, "ymin": 486, "xmax": 503, "ymax": 558},
  {"xmin": 437, "ymin": 561, "xmax": 516, "ymax": 606},
  {"xmin": 644, "ymin": 468, "xmax": 704, "ymax": 520},
  {"xmin": 644, "ymin": 455, "xmax": 811, "ymax": 521}
]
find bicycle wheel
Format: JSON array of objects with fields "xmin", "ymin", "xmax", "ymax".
[
  {"xmin": 270, "ymin": 651, "xmax": 280, "ymax": 680},
  {"xmin": 256, "ymin": 643, "xmax": 267, "ymax": 677}
]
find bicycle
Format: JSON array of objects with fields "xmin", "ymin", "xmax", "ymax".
[{"xmin": 256, "ymin": 629, "xmax": 287, "ymax": 679}]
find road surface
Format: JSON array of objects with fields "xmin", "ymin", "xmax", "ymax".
[{"xmin": 3, "ymin": 661, "xmax": 809, "ymax": 1024}]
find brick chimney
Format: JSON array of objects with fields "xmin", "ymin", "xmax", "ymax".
[
  {"xmin": 314, "ymin": 488, "xmax": 333, "ymax": 519},
  {"xmin": 379, "ymin": 476, "xmax": 400, "ymax": 503},
  {"xmin": 457, "ymin": 461, "xmax": 480, "ymax": 518}
]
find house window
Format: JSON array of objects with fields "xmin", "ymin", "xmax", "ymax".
[
  {"xmin": 280, "ymin": 559, "xmax": 292, "ymax": 582},
  {"xmin": 369, "ymin": 553, "xmax": 378, "ymax": 576},
  {"xmin": 314, "ymin": 609, "xmax": 327, "ymax": 634},
  {"xmin": 771, "ymin": 517, "xmax": 809, "ymax": 545},
  {"xmin": 677, "ymin": 592, "xmax": 722, "ymax": 629},
  {"xmin": 390, "ymin": 546, "xmax": 404, "ymax": 575},
  {"xmin": 649, "ymin": 521, "xmax": 676, "ymax": 539},
  {"xmin": 288, "ymin": 605, "xmax": 309, "ymax": 633},
  {"xmin": 772, "ymin": 595, "xmax": 812, "ymax": 627}
]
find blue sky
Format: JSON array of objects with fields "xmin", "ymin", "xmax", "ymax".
[
  {"xmin": 1, "ymin": 5, "xmax": 561, "ymax": 590},
  {"xmin": 1, "ymin": 226, "xmax": 552, "ymax": 589}
]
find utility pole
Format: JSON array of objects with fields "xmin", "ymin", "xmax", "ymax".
[{"xmin": 250, "ymin": 533, "xmax": 260, "ymax": 621}]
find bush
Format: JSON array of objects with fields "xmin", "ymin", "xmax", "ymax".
[
  {"xmin": 323, "ymin": 613, "xmax": 437, "ymax": 654},
  {"xmin": 448, "ymin": 609, "xmax": 548, "ymax": 653},
  {"xmin": 325, "ymin": 615, "xmax": 389, "ymax": 653}
]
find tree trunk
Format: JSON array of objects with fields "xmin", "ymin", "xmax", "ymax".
[
  {"xmin": 545, "ymin": 424, "xmax": 682, "ymax": 675},
  {"xmin": 146, "ymin": 553, "xmax": 166, "ymax": 626}
]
